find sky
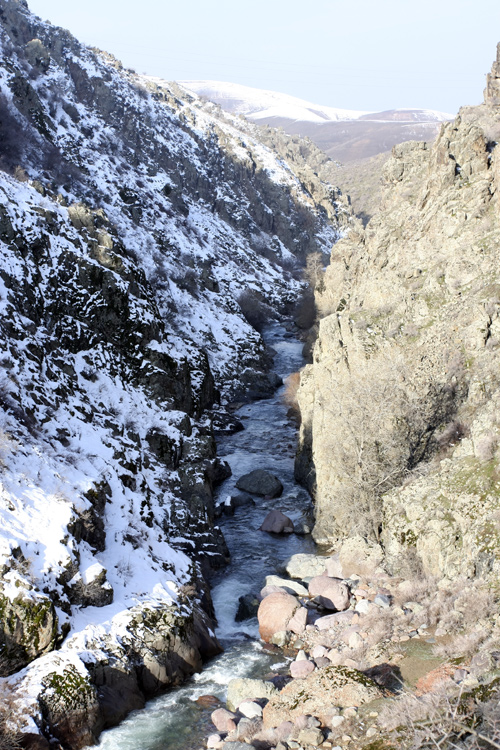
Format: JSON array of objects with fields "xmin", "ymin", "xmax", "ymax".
[{"xmin": 27, "ymin": 0, "xmax": 500, "ymax": 115}]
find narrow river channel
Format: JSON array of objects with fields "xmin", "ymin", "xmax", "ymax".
[{"xmin": 98, "ymin": 323, "xmax": 315, "ymax": 750}]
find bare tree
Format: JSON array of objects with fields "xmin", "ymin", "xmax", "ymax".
[
  {"xmin": 321, "ymin": 354, "xmax": 411, "ymax": 540},
  {"xmin": 304, "ymin": 251, "xmax": 326, "ymax": 292}
]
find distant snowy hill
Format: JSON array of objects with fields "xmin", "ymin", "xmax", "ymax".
[
  {"xmin": 179, "ymin": 80, "xmax": 372, "ymax": 123},
  {"xmin": 180, "ymin": 80, "xmax": 454, "ymax": 162}
]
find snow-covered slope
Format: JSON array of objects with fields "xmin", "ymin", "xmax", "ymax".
[
  {"xmin": 181, "ymin": 80, "xmax": 454, "ymax": 163},
  {"xmin": 0, "ymin": 1, "xmax": 348, "ymax": 745},
  {"xmin": 179, "ymin": 79, "xmax": 372, "ymax": 123}
]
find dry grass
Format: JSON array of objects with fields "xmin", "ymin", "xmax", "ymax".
[
  {"xmin": 0, "ymin": 685, "xmax": 23, "ymax": 750},
  {"xmin": 379, "ymin": 684, "xmax": 500, "ymax": 750}
]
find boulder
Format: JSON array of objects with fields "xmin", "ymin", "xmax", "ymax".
[
  {"xmin": 260, "ymin": 510, "xmax": 294, "ymax": 534},
  {"xmin": 285, "ymin": 553, "xmax": 327, "ymax": 580},
  {"xmin": 287, "ymin": 606, "xmax": 308, "ymax": 634},
  {"xmin": 235, "ymin": 593, "xmax": 260, "ymax": 622},
  {"xmin": 298, "ymin": 727, "xmax": 324, "ymax": 747},
  {"xmin": 211, "ymin": 707, "xmax": 238, "ymax": 732},
  {"xmin": 238, "ymin": 700, "xmax": 263, "ymax": 719},
  {"xmin": 231, "ymin": 493, "xmax": 255, "ymax": 508},
  {"xmin": 226, "ymin": 678, "xmax": 277, "ymax": 712},
  {"xmin": 290, "ymin": 659, "xmax": 315, "ymax": 678},
  {"xmin": 308, "ymin": 576, "xmax": 350, "ymax": 611},
  {"xmin": 207, "ymin": 734, "xmax": 223, "ymax": 749},
  {"xmin": 264, "ymin": 576, "xmax": 308, "ymax": 597},
  {"xmin": 236, "ymin": 470, "xmax": 283, "ymax": 498},
  {"xmin": 262, "ymin": 666, "xmax": 382, "ymax": 728},
  {"xmin": 0, "ymin": 584, "xmax": 58, "ymax": 674},
  {"xmin": 67, "ymin": 563, "xmax": 113, "ymax": 607},
  {"xmin": 257, "ymin": 592, "xmax": 301, "ymax": 642},
  {"xmin": 325, "ymin": 553, "xmax": 345, "ymax": 579}
]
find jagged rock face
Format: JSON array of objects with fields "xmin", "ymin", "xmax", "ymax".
[
  {"xmin": 0, "ymin": 0, "xmax": 346, "ymax": 743},
  {"xmin": 484, "ymin": 42, "xmax": 500, "ymax": 107},
  {"xmin": 297, "ymin": 68, "xmax": 500, "ymax": 579}
]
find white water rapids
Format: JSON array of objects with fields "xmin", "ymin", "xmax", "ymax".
[{"xmin": 98, "ymin": 324, "xmax": 315, "ymax": 750}]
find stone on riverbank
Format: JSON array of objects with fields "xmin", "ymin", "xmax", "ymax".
[
  {"xmin": 262, "ymin": 666, "xmax": 382, "ymax": 728},
  {"xmin": 211, "ymin": 708, "xmax": 238, "ymax": 732},
  {"xmin": 257, "ymin": 592, "xmax": 302, "ymax": 641},
  {"xmin": 284, "ymin": 553, "xmax": 327, "ymax": 580},
  {"xmin": 264, "ymin": 576, "xmax": 308, "ymax": 597},
  {"xmin": 235, "ymin": 470, "xmax": 283, "ymax": 498},
  {"xmin": 226, "ymin": 678, "xmax": 278, "ymax": 712},
  {"xmin": 308, "ymin": 576, "xmax": 351, "ymax": 611}
]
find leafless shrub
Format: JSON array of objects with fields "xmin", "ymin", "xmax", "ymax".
[
  {"xmin": 379, "ymin": 684, "xmax": 500, "ymax": 750},
  {"xmin": 354, "ymin": 318, "xmax": 369, "ymax": 330},
  {"xmin": 394, "ymin": 576, "xmax": 437, "ymax": 607},
  {"xmin": 282, "ymin": 371, "xmax": 301, "ymax": 422},
  {"xmin": 475, "ymin": 433, "xmax": 498, "ymax": 462},
  {"xmin": 0, "ymin": 685, "xmax": 23, "ymax": 750},
  {"xmin": 434, "ymin": 630, "xmax": 488, "ymax": 661}
]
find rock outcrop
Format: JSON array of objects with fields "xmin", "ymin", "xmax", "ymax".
[
  {"xmin": 297, "ymin": 44, "xmax": 500, "ymax": 581},
  {"xmin": 484, "ymin": 42, "xmax": 500, "ymax": 106}
]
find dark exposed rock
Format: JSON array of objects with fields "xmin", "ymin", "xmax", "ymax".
[
  {"xmin": 0, "ymin": 588, "xmax": 58, "ymax": 675},
  {"xmin": 484, "ymin": 42, "xmax": 500, "ymax": 106},
  {"xmin": 236, "ymin": 470, "xmax": 283, "ymax": 498},
  {"xmin": 235, "ymin": 593, "xmax": 260, "ymax": 622}
]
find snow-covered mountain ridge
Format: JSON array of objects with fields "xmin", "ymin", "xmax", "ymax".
[
  {"xmin": 181, "ymin": 80, "xmax": 454, "ymax": 163},
  {"xmin": 180, "ymin": 80, "xmax": 454, "ymax": 125},
  {"xmin": 0, "ymin": 1, "xmax": 348, "ymax": 745}
]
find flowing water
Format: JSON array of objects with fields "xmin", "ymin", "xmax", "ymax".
[{"xmin": 98, "ymin": 324, "xmax": 315, "ymax": 750}]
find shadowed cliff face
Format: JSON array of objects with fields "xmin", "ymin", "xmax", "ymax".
[
  {"xmin": 297, "ymin": 47, "xmax": 500, "ymax": 581},
  {"xmin": 0, "ymin": 0, "xmax": 349, "ymax": 743}
]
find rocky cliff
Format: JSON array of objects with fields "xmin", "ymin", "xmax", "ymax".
[
  {"xmin": 0, "ymin": 0, "xmax": 347, "ymax": 745},
  {"xmin": 297, "ymin": 46, "xmax": 500, "ymax": 582}
]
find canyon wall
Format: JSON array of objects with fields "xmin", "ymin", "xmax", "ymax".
[{"xmin": 297, "ymin": 48, "xmax": 500, "ymax": 581}]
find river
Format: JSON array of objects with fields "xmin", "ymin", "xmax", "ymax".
[{"xmin": 97, "ymin": 324, "xmax": 315, "ymax": 750}]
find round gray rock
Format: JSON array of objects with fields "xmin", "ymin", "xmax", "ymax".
[{"xmin": 236, "ymin": 470, "xmax": 283, "ymax": 498}]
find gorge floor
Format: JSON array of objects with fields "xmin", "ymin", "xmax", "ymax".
[{"xmin": 96, "ymin": 323, "xmax": 315, "ymax": 750}]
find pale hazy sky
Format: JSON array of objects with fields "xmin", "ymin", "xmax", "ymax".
[{"xmin": 27, "ymin": 0, "xmax": 500, "ymax": 114}]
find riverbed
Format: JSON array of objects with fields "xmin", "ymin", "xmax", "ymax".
[{"xmin": 98, "ymin": 324, "xmax": 315, "ymax": 750}]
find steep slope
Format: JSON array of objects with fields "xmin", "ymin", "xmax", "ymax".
[
  {"xmin": 181, "ymin": 80, "xmax": 453, "ymax": 162},
  {"xmin": 0, "ymin": 0, "xmax": 348, "ymax": 745},
  {"xmin": 297, "ymin": 44, "xmax": 500, "ymax": 582}
]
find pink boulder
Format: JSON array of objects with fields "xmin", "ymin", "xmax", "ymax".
[
  {"xmin": 308, "ymin": 576, "xmax": 350, "ymax": 611},
  {"xmin": 258, "ymin": 592, "xmax": 300, "ymax": 642},
  {"xmin": 290, "ymin": 660, "xmax": 315, "ymax": 679},
  {"xmin": 287, "ymin": 606, "xmax": 308, "ymax": 634},
  {"xmin": 211, "ymin": 707, "xmax": 238, "ymax": 733},
  {"xmin": 260, "ymin": 510, "xmax": 294, "ymax": 534}
]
